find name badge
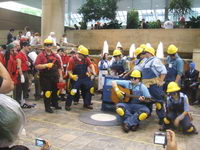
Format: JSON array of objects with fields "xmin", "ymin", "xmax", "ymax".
[{"xmin": 169, "ymin": 64, "xmax": 172, "ymax": 68}]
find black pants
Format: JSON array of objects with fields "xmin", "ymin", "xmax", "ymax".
[
  {"xmin": 16, "ymin": 71, "xmax": 29, "ymax": 105},
  {"xmin": 40, "ymin": 75, "xmax": 59, "ymax": 110}
]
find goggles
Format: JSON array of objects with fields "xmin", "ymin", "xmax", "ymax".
[
  {"xmin": 44, "ymin": 44, "xmax": 53, "ymax": 47},
  {"xmin": 131, "ymin": 77, "xmax": 140, "ymax": 80}
]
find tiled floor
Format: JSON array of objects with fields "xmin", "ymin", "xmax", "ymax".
[{"xmin": 15, "ymin": 93, "xmax": 200, "ymax": 150}]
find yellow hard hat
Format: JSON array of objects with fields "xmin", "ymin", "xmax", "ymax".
[
  {"xmin": 134, "ymin": 47, "xmax": 144, "ymax": 57},
  {"xmin": 139, "ymin": 44, "xmax": 147, "ymax": 49},
  {"xmin": 113, "ymin": 49, "xmax": 122, "ymax": 56},
  {"xmin": 78, "ymin": 45, "xmax": 89, "ymax": 56},
  {"xmin": 44, "ymin": 39, "xmax": 53, "ymax": 44},
  {"xmin": 167, "ymin": 44, "xmax": 178, "ymax": 54},
  {"xmin": 166, "ymin": 82, "xmax": 181, "ymax": 93},
  {"xmin": 130, "ymin": 70, "xmax": 141, "ymax": 78},
  {"xmin": 144, "ymin": 46, "xmax": 155, "ymax": 56}
]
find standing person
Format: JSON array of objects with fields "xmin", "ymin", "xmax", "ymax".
[
  {"xmin": 98, "ymin": 53, "xmax": 110, "ymax": 91},
  {"xmin": 24, "ymin": 26, "xmax": 31, "ymax": 42},
  {"xmin": 30, "ymin": 32, "xmax": 41, "ymax": 47},
  {"xmin": 47, "ymin": 32, "xmax": 57, "ymax": 46},
  {"xmin": 7, "ymin": 29, "xmax": 15, "ymax": 44},
  {"xmin": 65, "ymin": 45, "xmax": 96, "ymax": 111},
  {"xmin": 139, "ymin": 46, "xmax": 167, "ymax": 124},
  {"xmin": 110, "ymin": 49, "xmax": 128, "ymax": 77},
  {"xmin": 5, "ymin": 43, "xmax": 18, "ymax": 99},
  {"xmin": 35, "ymin": 39, "xmax": 63, "ymax": 113},
  {"xmin": 15, "ymin": 39, "xmax": 32, "ymax": 108},
  {"xmin": 164, "ymin": 44, "xmax": 184, "ymax": 91},
  {"xmin": 183, "ymin": 62, "xmax": 199, "ymax": 104},
  {"xmin": 112, "ymin": 70, "xmax": 151, "ymax": 132},
  {"xmin": 161, "ymin": 82, "xmax": 198, "ymax": 134}
]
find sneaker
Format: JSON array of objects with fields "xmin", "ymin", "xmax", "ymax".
[
  {"xmin": 131, "ymin": 125, "xmax": 139, "ymax": 131},
  {"xmin": 83, "ymin": 105, "xmax": 93, "ymax": 109},
  {"xmin": 45, "ymin": 108, "xmax": 54, "ymax": 113}
]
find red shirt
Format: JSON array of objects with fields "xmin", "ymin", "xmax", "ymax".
[
  {"xmin": 35, "ymin": 51, "xmax": 61, "ymax": 69},
  {"xmin": 61, "ymin": 54, "xmax": 70, "ymax": 67},
  {"xmin": 16, "ymin": 51, "xmax": 29, "ymax": 71},
  {"xmin": 67, "ymin": 55, "xmax": 92, "ymax": 71},
  {"xmin": 7, "ymin": 54, "xmax": 18, "ymax": 84}
]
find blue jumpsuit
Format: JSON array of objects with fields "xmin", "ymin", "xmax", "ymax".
[
  {"xmin": 140, "ymin": 56, "xmax": 167, "ymax": 121},
  {"xmin": 115, "ymin": 80, "xmax": 151, "ymax": 127},
  {"xmin": 163, "ymin": 92, "xmax": 194, "ymax": 132},
  {"xmin": 165, "ymin": 54, "xmax": 184, "ymax": 87},
  {"xmin": 110, "ymin": 59, "xmax": 127, "ymax": 76},
  {"xmin": 65, "ymin": 57, "xmax": 93, "ymax": 107}
]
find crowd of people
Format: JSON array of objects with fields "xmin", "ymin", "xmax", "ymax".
[{"xmin": 0, "ymin": 26, "xmax": 199, "ymax": 150}]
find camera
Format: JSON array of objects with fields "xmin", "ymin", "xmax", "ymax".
[
  {"xmin": 35, "ymin": 138, "xmax": 46, "ymax": 147},
  {"xmin": 154, "ymin": 132, "xmax": 167, "ymax": 145}
]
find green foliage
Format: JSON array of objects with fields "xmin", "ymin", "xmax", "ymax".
[
  {"xmin": 169, "ymin": 0, "xmax": 192, "ymax": 19},
  {"xmin": 79, "ymin": 21, "xmax": 87, "ymax": 29},
  {"xmin": 106, "ymin": 20, "xmax": 122, "ymax": 29},
  {"xmin": 78, "ymin": 0, "xmax": 119, "ymax": 23},
  {"xmin": 126, "ymin": 9, "xmax": 139, "ymax": 29},
  {"xmin": 148, "ymin": 21, "xmax": 162, "ymax": 29},
  {"xmin": 186, "ymin": 16, "xmax": 200, "ymax": 28}
]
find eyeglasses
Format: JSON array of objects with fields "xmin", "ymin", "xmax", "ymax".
[
  {"xmin": 169, "ymin": 92, "xmax": 177, "ymax": 96},
  {"xmin": 44, "ymin": 44, "xmax": 53, "ymax": 47},
  {"xmin": 169, "ymin": 54, "xmax": 175, "ymax": 57}
]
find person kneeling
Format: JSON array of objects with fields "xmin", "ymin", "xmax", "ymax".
[
  {"xmin": 161, "ymin": 82, "xmax": 198, "ymax": 134},
  {"xmin": 112, "ymin": 70, "xmax": 152, "ymax": 133}
]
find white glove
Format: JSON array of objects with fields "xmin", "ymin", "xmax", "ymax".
[{"xmin": 21, "ymin": 74, "xmax": 25, "ymax": 83}]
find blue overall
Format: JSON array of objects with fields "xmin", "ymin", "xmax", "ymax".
[
  {"xmin": 141, "ymin": 57, "xmax": 165, "ymax": 120},
  {"xmin": 65, "ymin": 59, "xmax": 93, "ymax": 107},
  {"xmin": 110, "ymin": 59, "xmax": 126, "ymax": 75},
  {"xmin": 165, "ymin": 55, "xmax": 184, "ymax": 86},
  {"xmin": 164, "ymin": 93, "xmax": 192, "ymax": 131},
  {"xmin": 116, "ymin": 83, "xmax": 151, "ymax": 127}
]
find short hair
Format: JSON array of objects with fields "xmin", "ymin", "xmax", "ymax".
[
  {"xmin": 0, "ymin": 95, "xmax": 25, "ymax": 148},
  {"xmin": 10, "ymin": 29, "xmax": 14, "ymax": 32}
]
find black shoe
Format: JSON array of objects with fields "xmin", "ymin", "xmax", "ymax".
[
  {"xmin": 122, "ymin": 123, "xmax": 130, "ymax": 133},
  {"xmin": 55, "ymin": 106, "xmax": 62, "ymax": 110},
  {"xmin": 131, "ymin": 125, "xmax": 139, "ymax": 131},
  {"xmin": 83, "ymin": 105, "xmax": 93, "ymax": 109},
  {"xmin": 65, "ymin": 106, "xmax": 71, "ymax": 111},
  {"xmin": 45, "ymin": 108, "xmax": 54, "ymax": 113}
]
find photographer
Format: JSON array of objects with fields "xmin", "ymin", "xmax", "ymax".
[{"xmin": 166, "ymin": 130, "xmax": 178, "ymax": 150}]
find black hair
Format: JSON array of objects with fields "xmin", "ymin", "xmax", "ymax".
[
  {"xmin": 57, "ymin": 48, "xmax": 64, "ymax": 52},
  {"xmin": 10, "ymin": 29, "xmax": 14, "ymax": 32}
]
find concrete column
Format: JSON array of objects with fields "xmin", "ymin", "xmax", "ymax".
[
  {"xmin": 41, "ymin": 0, "xmax": 65, "ymax": 43},
  {"xmin": 192, "ymin": 49, "xmax": 200, "ymax": 77}
]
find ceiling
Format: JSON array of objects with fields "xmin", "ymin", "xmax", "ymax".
[{"xmin": 4, "ymin": 0, "xmax": 200, "ymax": 13}]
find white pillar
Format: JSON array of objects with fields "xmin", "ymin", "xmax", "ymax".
[{"xmin": 41, "ymin": 0, "xmax": 65, "ymax": 43}]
